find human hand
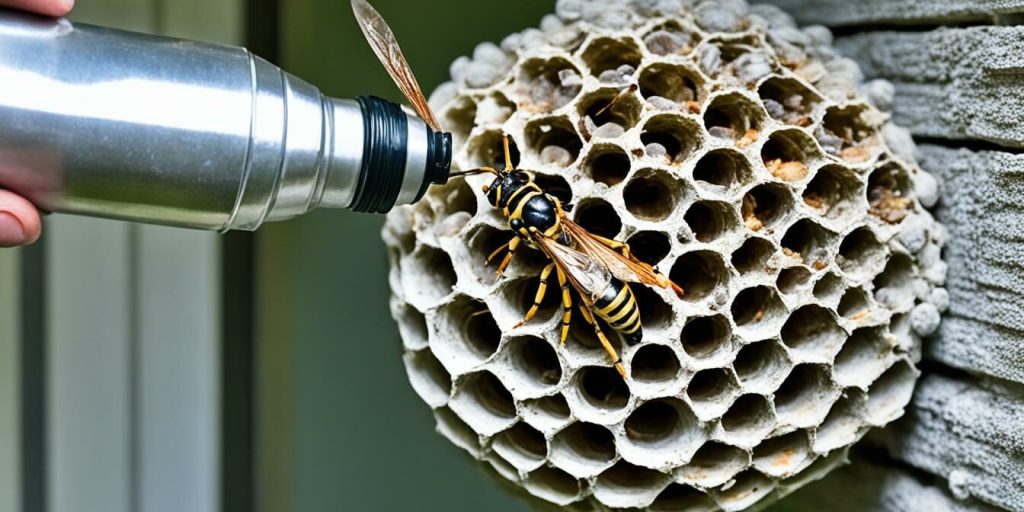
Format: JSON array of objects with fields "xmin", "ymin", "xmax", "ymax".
[{"xmin": 0, "ymin": 0, "xmax": 72, "ymax": 246}]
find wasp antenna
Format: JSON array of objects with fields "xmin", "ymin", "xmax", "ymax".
[{"xmin": 449, "ymin": 167, "xmax": 500, "ymax": 178}]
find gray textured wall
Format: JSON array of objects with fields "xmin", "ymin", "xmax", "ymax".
[{"xmin": 756, "ymin": 1, "xmax": 1024, "ymax": 511}]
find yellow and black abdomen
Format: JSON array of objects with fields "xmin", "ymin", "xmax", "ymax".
[{"xmin": 593, "ymin": 279, "xmax": 643, "ymax": 345}]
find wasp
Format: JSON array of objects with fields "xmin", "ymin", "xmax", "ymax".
[{"xmin": 452, "ymin": 138, "xmax": 683, "ymax": 378}]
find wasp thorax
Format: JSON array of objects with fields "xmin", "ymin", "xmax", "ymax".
[{"xmin": 383, "ymin": 0, "xmax": 947, "ymax": 509}]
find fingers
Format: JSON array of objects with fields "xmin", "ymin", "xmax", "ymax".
[
  {"xmin": 0, "ymin": 190, "xmax": 42, "ymax": 247},
  {"xmin": 0, "ymin": 0, "xmax": 75, "ymax": 17}
]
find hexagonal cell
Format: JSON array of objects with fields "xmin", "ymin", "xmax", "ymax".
[
  {"xmin": 449, "ymin": 370, "xmax": 518, "ymax": 436},
  {"xmin": 812, "ymin": 272, "xmax": 845, "ymax": 306},
  {"xmin": 624, "ymin": 169, "xmax": 684, "ymax": 221},
  {"xmin": 434, "ymin": 407, "xmax": 482, "ymax": 456},
  {"xmin": 752, "ymin": 430, "xmax": 814, "ymax": 478},
  {"xmin": 780, "ymin": 219, "xmax": 835, "ymax": 269},
  {"xmin": 500, "ymin": 336, "xmax": 563, "ymax": 396},
  {"xmin": 436, "ymin": 176, "xmax": 479, "ymax": 219},
  {"xmin": 686, "ymin": 368, "xmax": 741, "ymax": 419},
  {"xmin": 684, "ymin": 200, "xmax": 739, "ymax": 243},
  {"xmin": 773, "ymin": 364, "xmax": 838, "ymax": 428},
  {"xmin": 502, "ymin": 274, "xmax": 562, "ymax": 328},
  {"xmin": 742, "ymin": 183, "xmax": 795, "ymax": 233},
  {"xmin": 621, "ymin": 398, "xmax": 704, "ymax": 469},
  {"xmin": 864, "ymin": 361, "xmax": 918, "ymax": 426},
  {"xmin": 641, "ymin": 114, "xmax": 700, "ymax": 164},
  {"xmin": 780, "ymin": 305, "xmax": 845, "ymax": 361},
  {"xmin": 401, "ymin": 246, "xmax": 457, "ymax": 309},
  {"xmin": 573, "ymin": 365, "xmax": 632, "ymax": 417},
  {"xmin": 643, "ymin": 21, "xmax": 701, "ymax": 56},
  {"xmin": 734, "ymin": 339, "xmax": 791, "ymax": 391},
  {"xmin": 396, "ymin": 305, "xmax": 428, "ymax": 351},
  {"xmin": 758, "ymin": 76, "xmax": 821, "ymax": 127},
  {"xmin": 819, "ymin": 104, "xmax": 880, "ymax": 162},
  {"xmin": 467, "ymin": 224, "xmax": 515, "ymax": 286},
  {"xmin": 633, "ymin": 285, "xmax": 675, "ymax": 333},
  {"xmin": 630, "ymin": 344, "xmax": 682, "ymax": 384},
  {"xmin": 678, "ymin": 441, "xmax": 751, "ymax": 488},
  {"xmin": 730, "ymin": 286, "xmax": 787, "ymax": 337},
  {"xmin": 493, "ymin": 422, "xmax": 549, "ymax": 473},
  {"xmin": 521, "ymin": 393, "xmax": 572, "ymax": 434},
  {"xmin": 627, "ymin": 231, "xmax": 672, "ymax": 267},
  {"xmin": 693, "ymin": 149, "xmax": 753, "ymax": 193},
  {"xmin": 523, "ymin": 466, "xmax": 584, "ymax": 507},
  {"xmin": 515, "ymin": 57, "xmax": 584, "ymax": 113},
  {"xmin": 802, "ymin": 164, "xmax": 864, "ymax": 222},
  {"xmin": 762, "ymin": 129, "xmax": 819, "ymax": 182},
  {"xmin": 581, "ymin": 36, "xmax": 644, "ymax": 77},
  {"xmin": 593, "ymin": 460, "xmax": 672, "ymax": 509},
  {"xmin": 867, "ymin": 164, "xmax": 914, "ymax": 224},
  {"xmin": 583, "ymin": 143, "xmax": 632, "ymax": 186},
  {"xmin": 838, "ymin": 227, "xmax": 887, "ymax": 281},
  {"xmin": 483, "ymin": 450, "xmax": 519, "ymax": 483},
  {"xmin": 681, "ymin": 314, "xmax": 733, "ymax": 360},
  {"xmin": 650, "ymin": 484, "xmax": 716, "ymax": 512},
  {"xmin": 533, "ymin": 172, "xmax": 574, "ymax": 205},
  {"xmin": 873, "ymin": 253, "xmax": 916, "ymax": 312},
  {"xmin": 837, "ymin": 287, "xmax": 871, "ymax": 321},
  {"xmin": 834, "ymin": 326, "xmax": 895, "ymax": 389},
  {"xmin": 550, "ymin": 421, "xmax": 618, "ymax": 478},
  {"xmin": 703, "ymin": 93, "xmax": 763, "ymax": 143},
  {"xmin": 467, "ymin": 129, "xmax": 521, "ymax": 169},
  {"xmin": 777, "ymin": 266, "xmax": 813, "ymax": 295},
  {"xmin": 525, "ymin": 116, "xmax": 584, "ymax": 167},
  {"xmin": 574, "ymin": 198, "xmax": 623, "ymax": 239},
  {"xmin": 403, "ymin": 349, "xmax": 453, "ymax": 408},
  {"xmin": 440, "ymin": 96, "xmax": 477, "ymax": 146},
  {"xmin": 714, "ymin": 470, "xmax": 777, "ymax": 512},
  {"xmin": 432, "ymin": 297, "xmax": 501, "ymax": 374},
  {"xmin": 639, "ymin": 64, "xmax": 704, "ymax": 107},
  {"xmin": 579, "ymin": 89, "xmax": 643, "ymax": 138},
  {"xmin": 720, "ymin": 394, "xmax": 775, "ymax": 442},
  {"xmin": 812, "ymin": 392, "xmax": 867, "ymax": 453},
  {"xmin": 670, "ymin": 252, "xmax": 730, "ymax": 303},
  {"xmin": 731, "ymin": 237, "xmax": 777, "ymax": 275}
]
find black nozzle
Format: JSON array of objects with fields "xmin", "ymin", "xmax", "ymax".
[{"xmin": 416, "ymin": 129, "xmax": 452, "ymax": 202}]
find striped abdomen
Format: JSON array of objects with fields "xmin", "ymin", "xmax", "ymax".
[{"xmin": 593, "ymin": 279, "xmax": 643, "ymax": 345}]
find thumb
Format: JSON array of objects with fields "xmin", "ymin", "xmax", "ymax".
[{"xmin": 0, "ymin": 190, "xmax": 42, "ymax": 247}]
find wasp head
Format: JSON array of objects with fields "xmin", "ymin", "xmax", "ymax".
[{"xmin": 483, "ymin": 170, "xmax": 531, "ymax": 208}]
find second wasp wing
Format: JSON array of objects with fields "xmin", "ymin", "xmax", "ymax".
[
  {"xmin": 560, "ymin": 216, "xmax": 684, "ymax": 297},
  {"xmin": 351, "ymin": 0, "xmax": 444, "ymax": 132},
  {"xmin": 533, "ymin": 235, "xmax": 613, "ymax": 306}
]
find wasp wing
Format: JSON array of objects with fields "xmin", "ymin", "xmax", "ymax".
[
  {"xmin": 533, "ymin": 235, "xmax": 613, "ymax": 307},
  {"xmin": 351, "ymin": 0, "xmax": 444, "ymax": 132},
  {"xmin": 560, "ymin": 216, "xmax": 684, "ymax": 296}
]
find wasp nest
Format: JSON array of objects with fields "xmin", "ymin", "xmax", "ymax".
[{"xmin": 383, "ymin": 0, "xmax": 948, "ymax": 509}]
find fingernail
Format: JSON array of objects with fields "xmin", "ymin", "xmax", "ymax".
[{"xmin": 0, "ymin": 211, "xmax": 28, "ymax": 247}]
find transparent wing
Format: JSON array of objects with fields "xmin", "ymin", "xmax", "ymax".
[
  {"xmin": 351, "ymin": 0, "xmax": 444, "ymax": 132},
  {"xmin": 560, "ymin": 216, "xmax": 684, "ymax": 296},
  {"xmin": 534, "ymin": 235, "xmax": 613, "ymax": 305}
]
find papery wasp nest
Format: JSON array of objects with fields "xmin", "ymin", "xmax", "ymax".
[{"xmin": 382, "ymin": 0, "xmax": 948, "ymax": 509}]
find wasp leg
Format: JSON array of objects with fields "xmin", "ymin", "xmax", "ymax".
[
  {"xmin": 502, "ymin": 134, "xmax": 514, "ymax": 171},
  {"xmin": 556, "ymin": 266, "xmax": 573, "ymax": 345},
  {"xmin": 495, "ymin": 237, "xmax": 520, "ymax": 276},
  {"xmin": 514, "ymin": 263, "xmax": 554, "ymax": 328},
  {"xmin": 485, "ymin": 240, "xmax": 511, "ymax": 265},
  {"xmin": 579, "ymin": 305, "xmax": 627, "ymax": 379}
]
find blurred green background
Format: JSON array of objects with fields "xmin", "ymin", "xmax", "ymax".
[{"xmin": 258, "ymin": 1, "xmax": 551, "ymax": 510}]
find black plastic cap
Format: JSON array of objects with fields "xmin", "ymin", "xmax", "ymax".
[{"xmin": 415, "ymin": 129, "xmax": 452, "ymax": 203}]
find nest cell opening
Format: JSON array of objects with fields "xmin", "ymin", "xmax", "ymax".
[
  {"xmin": 651, "ymin": 485, "xmax": 715, "ymax": 512},
  {"xmin": 577, "ymin": 366, "xmax": 632, "ymax": 413},
  {"xmin": 504, "ymin": 276, "xmax": 560, "ymax": 326},
  {"xmin": 516, "ymin": 57, "xmax": 583, "ymax": 113},
  {"xmin": 780, "ymin": 219, "xmax": 835, "ymax": 268},
  {"xmin": 433, "ymin": 297, "xmax": 501, "ymax": 373},
  {"xmin": 550, "ymin": 421, "xmax": 617, "ymax": 478},
  {"xmin": 494, "ymin": 422, "xmax": 548, "ymax": 471},
  {"xmin": 761, "ymin": 130, "xmax": 818, "ymax": 181},
  {"xmin": 820, "ymin": 105, "xmax": 878, "ymax": 161},
  {"xmin": 873, "ymin": 253, "xmax": 916, "ymax": 311},
  {"xmin": 670, "ymin": 252, "xmax": 730, "ymax": 303},
  {"xmin": 834, "ymin": 326, "xmax": 893, "ymax": 389},
  {"xmin": 680, "ymin": 314, "xmax": 733, "ymax": 360},
  {"xmin": 716, "ymin": 470, "xmax": 777, "ymax": 510},
  {"xmin": 594, "ymin": 461, "xmax": 671, "ymax": 508},
  {"xmin": 623, "ymin": 169, "xmax": 683, "ymax": 221},
  {"xmin": 641, "ymin": 115, "xmax": 699, "ymax": 164},
  {"xmin": 730, "ymin": 286, "xmax": 786, "ymax": 333},
  {"xmin": 686, "ymin": 368, "xmax": 740, "ymax": 414},
  {"xmin": 574, "ymin": 199, "xmax": 623, "ymax": 239},
  {"xmin": 694, "ymin": 149, "xmax": 753, "ymax": 192},
  {"xmin": 639, "ymin": 63, "xmax": 703, "ymax": 105},
  {"xmin": 642, "ymin": 21, "xmax": 700, "ymax": 56},
  {"xmin": 484, "ymin": 451, "xmax": 519, "ymax": 483},
  {"xmin": 630, "ymin": 344, "xmax": 682, "ymax": 383},
  {"xmin": 579, "ymin": 89, "xmax": 643, "ymax": 135},
  {"xmin": 467, "ymin": 130, "xmax": 521, "ymax": 170},
  {"xmin": 757, "ymin": 76, "xmax": 820, "ymax": 126},
  {"xmin": 684, "ymin": 200, "xmax": 739, "ymax": 243},
  {"xmin": 773, "ymin": 364, "xmax": 836, "ymax": 427},
  {"xmin": 583, "ymin": 144, "xmax": 632, "ymax": 186},
  {"xmin": 734, "ymin": 340, "xmax": 791, "ymax": 390},
  {"xmin": 703, "ymin": 93, "xmax": 763, "ymax": 142},
  {"xmin": 720, "ymin": 394, "xmax": 775, "ymax": 439},
  {"xmin": 467, "ymin": 225, "xmax": 521, "ymax": 286},
  {"xmin": 838, "ymin": 227, "xmax": 886, "ymax": 280},
  {"xmin": 837, "ymin": 287, "xmax": 871, "ymax": 320},
  {"xmin": 731, "ymin": 237, "xmax": 777, "ymax": 275},
  {"xmin": 532, "ymin": 172, "xmax": 574, "ymax": 206},
  {"xmin": 523, "ymin": 467, "xmax": 583, "ymax": 507},
  {"xmin": 397, "ymin": 306, "xmax": 428, "ymax": 351},
  {"xmin": 441, "ymin": 96, "xmax": 478, "ymax": 147},
  {"xmin": 813, "ymin": 272, "xmax": 845, "ymax": 305},
  {"xmin": 582, "ymin": 37, "xmax": 644, "ymax": 77},
  {"xmin": 867, "ymin": 164, "xmax": 914, "ymax": 224},
  {"xmin": 742, "ymin": 183, "xmax": 795, "ymax": 233},
  {"xmin": 439, "ymin": 177, "xmax": 479, "ymax": 219},
  {"xmin": 865, "ymin": 361, "xmax": 917, "ymax": 425},
  {"xmin": 523, "ymin": 393, "xmax": 572, "ymax": 428},
  {"xmin": 777, "ymin": 267, "xmax": 813, "ymax": 295},
  {"xmin": 680, "ymin": 441, "xmax": 751, "ymax": 488},
  {"xmin": 405, "ymin": 349, "xmax": 453, "ymax": 408},
  {"xmin": 505, "ymin": 336, "xmax": 563, "ymax": 391},
  {"xmin": 781, "ymin": 305, "xmax": 845, "ymax": 360},
  {"xmin": 458, "ymin": 370, "xmax": 517, "ymax": 418},
  {"xmin": 403, "ymin": 246, "xmax": 457, "ymax": 307},
  {"xmin": 525, "ymin": 117, "xmax": 584, "ymax": 167},
  {"xmin": 434, "ymin": 407, "xmax": 482, "ymax": 455},
  {"xmin": 632, "ymin": 285, "xmax": 675, "ymax": 332},
  {"xmin": 802, "ymin": 164, "xmax": 863, "ymax": 221},
  {"xmin": 813, "ymin": 393, "xmax": 865, "ymax": 453},
  {"xmin": 623, "ymin": 398, "xmax": 703, "ymax": 467},
  {"xmin": 627, "ymin": 231, "xmax": 672, "ymax": 266}
]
